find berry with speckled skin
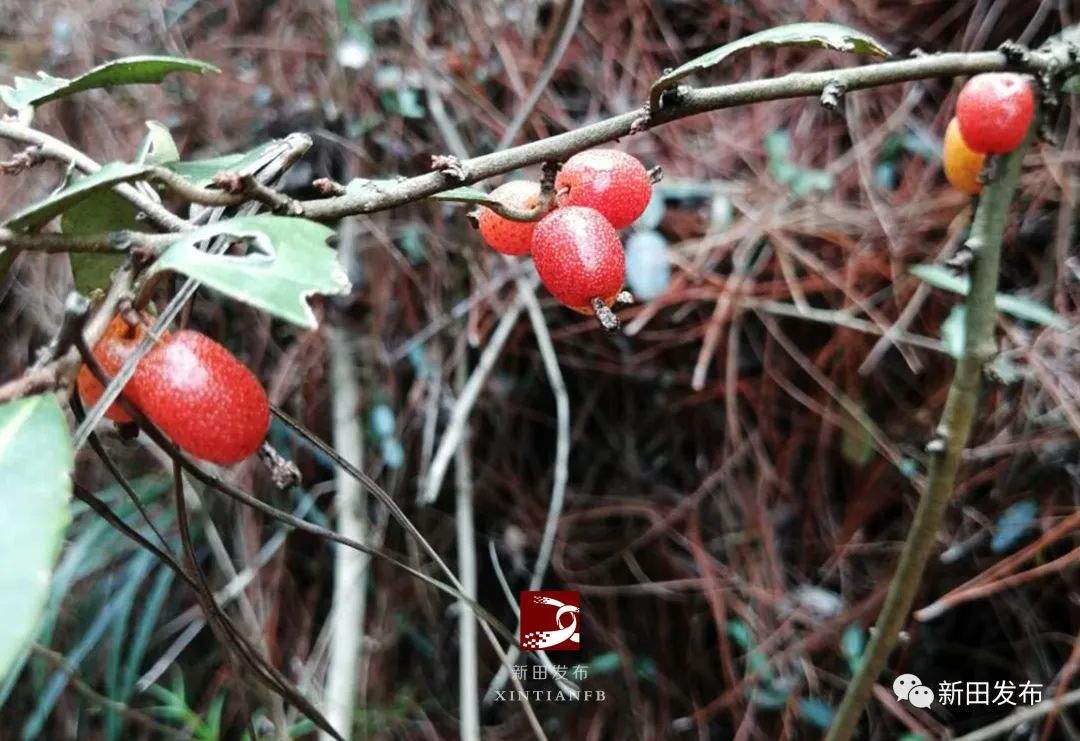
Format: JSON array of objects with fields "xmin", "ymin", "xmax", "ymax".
[
  {"xmin": 76, "ymin": 313, "xmax": 168, "ymax": 423},
  {"xmin": 956, "ymin": 73, "xmax": 1034, "ymax": 154},
  {"xmin": 555, "ymin": 149, "xmax": 651, "ymax": 229},
  {"xmin": 131, "ymin": 330, "xmax": 269, "ymax": 464},
  {"xmin": 943, "ymin": 117, "xmax": 986, "ymax": 195},
  {"xmin": 531, "ymin": 206, "xmax": 625, "ymax": 313},
  {"xmin": 477, "ymin": 181, "xmax": 542, "ymax": 255}
]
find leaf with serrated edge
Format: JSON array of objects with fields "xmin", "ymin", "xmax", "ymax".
[
  {"xmin": 910, "ymin": 264, "xmax": 1069, "ymax": 330},
  {"xmin": 650, "ymin": 22, "xmax": 890, "ymax": 108},
  {"xmin": 147, "ymin": 215, "xmax": 351, "ymax": 328},
  {"xmin": 5, "ymin": 162, "xmax": 151, "ymax": 232},
  {"xmin": 0, "ymin": 395, "xmax": 73, "ymax": 681},
  {"xmin": 1, "ymin": 56, "xmax": 218, "ymax": 110}
]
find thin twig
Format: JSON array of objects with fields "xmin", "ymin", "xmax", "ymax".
[
  {"xmin": 321, "ymin": 322, "xmax": 368, "ymax": 741},
  {"xmin": 419, "ymin": 287, "xmax": 531, "ymax": 504},
  {"xmin": 453, "ymin": 359, "xmax": 481, "ymax": 741}
]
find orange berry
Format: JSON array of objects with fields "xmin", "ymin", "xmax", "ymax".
[
  {"xmin": 76, "ymin": 313, "xmax": 167, "ymax": 423},
  {"xmin": 943, "ymin": 117, "xmax": 986, "ymax": 196},
  {"xmin": 477, "ymin": 181, "xmax": 542, "ymax": 256}
]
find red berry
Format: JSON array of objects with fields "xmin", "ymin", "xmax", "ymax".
[
  {"xmin": 477, "ymin": 181, "xmax": 542, "ymax": 256},
  {"xmin": 76, "ymin": 313, "xmax": 169, "ymax": 423},
  {"xmin": 131, "ymin": 330, "xmax": 269, "ymax": 464},
  {"xmin": 555, "ymin": 149, "xmax": 652, "ymax": 229},
  {"xmin": 531, "ymin": 206, "xmax": 625, "ymax": 313},
  {"xmin": 956, "ymin": 73, "xmax": 1034, "ymax": 154}
]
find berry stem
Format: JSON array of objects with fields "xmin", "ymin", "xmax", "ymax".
[{"xmin": 591, "ymin": 297, "xmax": 620, "ymax": 331}]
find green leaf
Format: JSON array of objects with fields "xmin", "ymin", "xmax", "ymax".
[
  {"xmin": 135, "ymin": 121, "xmax": 180, "ymax": 166},
  {"xmin": 0, "ymin": 395, "xmax": 73, "ymax": 682},
  {"xmin": 5, "ymin": 162, "xmax": 151, "ymax": 232},
  {"xmin": 147, "ymin": 215, "xmax": 350, "ymax": 328},
  {"xmin": 840, "ymin": 625, "xmax": 865, "ymax": 674},
  {"xmin": 910, "ymin": 264, "xmax": 1070, "ymax": 330},
  {"xmin": 650, "ymin": 22, "xmax": 890, "ymax": 108},
  {"xmin": 429, "ymin": 186, "xmax": 499, "ymax": 206},
  {"xmin": 992, "ymin": 500, "xmax": 1038, "ymax": 553},
  {"xmin": 1, "ymin": 56, "xmax": 218, "ymax": 110},
  {"xmin": 797, "ymin": 697, "xmax": 835, "ymax": 729},
  {"xmin": 347, "ymin": 180, "xmax": 499, "ymax": 208},
  {"xmin": 162, "ymin": 141, "xmax": 285, "ymax": 187},
  {"xmin": 1062, "ymin": 75, "xmax": 1080, "ymax": 93},
  {"xmin": 61, "ymin": 189, "xmax": 141, "ymax": 295}
]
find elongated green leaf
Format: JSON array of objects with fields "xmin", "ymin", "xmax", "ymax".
[
  {"xmin": 0, "ymin": 395, "xmax": 73, "ymax": 681},
  {"xmin": 147, "ymin": 215, "xmax": 350, "ymax": 328},
  {"xmin": 910, "ymin": 264, "xmax": 1069, "ymax": 330},
  {"xmin": 6, "ymin": 162, "xmax": 151, "ymax": 232},
  {"xmin": 1, "ymin": 56, "xmax": 218, "ymax": 110},
  {"xmin": 348, "ymin": 179, "xmax": 503, "ymax": 208},
  {"xmin": 650, "ymin": 22, "xmax": 890, "ymax": 108},
  {"xmin": 429, "ymin": 186, "xmax": 497, "ymax": 206},
  {"xmin": 162, "ymin": 141, "xmax": 285, "ymax": 186}
]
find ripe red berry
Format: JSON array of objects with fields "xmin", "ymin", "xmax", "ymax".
[
  {"xmin": 131, "ymin": 330, "xmax": 269, "ymax": 464},
  {"xmin": 77, "ymin": 313, "xmax": 168, "ymax": 423},
  {"xmin": 531, "ymin": 206, "xmax": 625, "ymax": 313},
  {"xmin": 555, "ymin": 149, "xmax": 651, "ymax": 229},
  {"xmin": 956, "ymin": 73, "xmax": 1035, "ymax": 154},
  {"xmin": 477, "ymin": 181, "xmax": 542, "ymax": 256}
]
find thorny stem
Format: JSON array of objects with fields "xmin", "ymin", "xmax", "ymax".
[{"xmin": 826, "ymin": 132, "xmax": 1032, "ymax": 741}]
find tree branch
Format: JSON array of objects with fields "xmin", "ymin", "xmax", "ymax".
[
  {"xmin": 826, "ymin": 132, "xmax": 1032, "ymax": 741},
  {"xmin": 0, "ymin": 227, "xmax": 176, "ymax": 253},
  {"xmin": 295, "ymin": 49, "xmax": 1049, "ymax": 221}
]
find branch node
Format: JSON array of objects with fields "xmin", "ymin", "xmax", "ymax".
[
  {"xmin": 431, "ymin": 154, "xmax": 468, "ymax": 181},
  {"xmin": 33, "ymin": 292, "xmax": 92, "ymax": 370},
  {"xmin": 313, "ymin": 177, "xmax": 347, "ymax": 196},
  {"xmin": 212, "ymin": 171, "xmax": 245, "ymax": 194},
  {"xmin": 647, "ymin": 166, "xmax": 664, "ymax": 185},
  {"xmin": 629, "ymin": 106, "xmax": 651, "ymax": 135},
  {"xmin": 998, "ymin": 40, "xmax": 1030, "ymax": 67},
  {"xmin": 258, "ymin": 442, "xmax": 302, "ymax": 489},
  {"xmin": 615, "ymin": 290, "xmax": 635, "ymax": 306},
  {"xmin": 0, "ymin": 145, "xmax": 44, "ymax": 175},
  {"xmin": 820, "ymin": 81, "xmax": 846, "ymax": 113}
]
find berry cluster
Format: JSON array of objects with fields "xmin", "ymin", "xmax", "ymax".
[
  {"xmin": 476, "ymin": 149, "xmax": 652, "ymax": 317},
  {"xmin": 943, "ymin": 73, "xmax": 1034, "ymax": 195},
  {"xmin": 77, "ymin": 315, "xmax": 270, "ymax": 465}
]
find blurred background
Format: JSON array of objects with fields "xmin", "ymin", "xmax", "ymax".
[{"xmin": 0, "ymin": 0, "xmax": 1078, "ymax": 738}]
